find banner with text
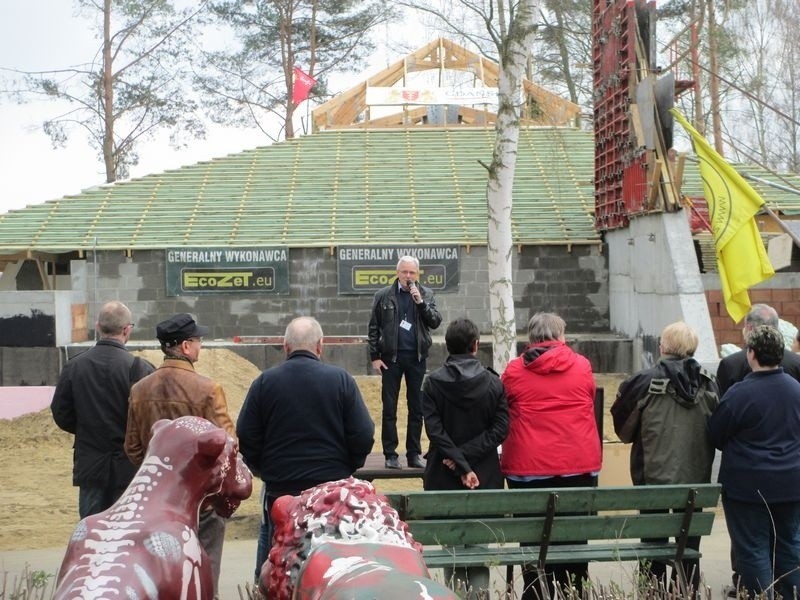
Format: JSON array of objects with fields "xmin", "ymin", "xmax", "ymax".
[
  {"xmin": 338, "ymin": 245, "xmax": 460, "ymax": 294},
  {"xmin": 365, "ymin": 87, "xmax": 498, "ymax": 106},
  {"xmin": 165, "ymin": 247, "xmax": 289, "ymax": 296}
]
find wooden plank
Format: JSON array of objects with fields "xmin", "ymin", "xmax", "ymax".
[
  {"xmin": 404, "ymin": 512, "xmax": 716, "ymax": 547},
  {"xmin": 356, "ymin": 452, "xmax": 424, "ymax": 481},
  {"xmin": 389, "ymin": 484, "xmax": 721, "ymax": 519},
  {"xmin": 419, "ymin": 543, "xmax": 704, "ymax": 568}
]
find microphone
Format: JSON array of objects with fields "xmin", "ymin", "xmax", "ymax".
[{"xmin": 407, "ymin": 279, "xmax": 416, "ymax": 290}]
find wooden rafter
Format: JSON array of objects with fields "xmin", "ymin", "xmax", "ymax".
[{"xmin": 312, "ymin": 38, "xmax": 580, "ymax": 131}]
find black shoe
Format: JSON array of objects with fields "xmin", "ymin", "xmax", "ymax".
[
  {"xmin": 384, "ymin": 457, "xmax": 402, "ymax": 469},
  {"xmin": 407, "ymin": 455, "xmax": 426, "ymax": 469}
]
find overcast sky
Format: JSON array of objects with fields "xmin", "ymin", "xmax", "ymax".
[{"xmin": 0, "ymin": 2, "xmax": 338, "ymax": 216}]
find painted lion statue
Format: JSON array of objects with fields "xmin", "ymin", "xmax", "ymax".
[
  {"xmin": 261, "ymin": 477, "xmax": 456, "ymax": 600},
  {"xmin": 53, "ymin": 416, "xmax": 252, "ymax": 600}
]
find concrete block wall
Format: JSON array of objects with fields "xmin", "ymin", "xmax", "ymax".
[
  {"xmin": 74, "ymin": 245, "xmax": 610, "ymax": 342},
  {"xmin": 0, "ymin": 346, "xmax": 60, "ymax": 386},
  {"xmin": 0, "ymin": 244, "xmax": 614, "ymax": 384},
  {"xmin": 514, "ymin": 245, "xmax": 609, "ymax": 332},
  {"xmin": 0, "ymin": 290, "xmax": 77, "ymax": 347}
]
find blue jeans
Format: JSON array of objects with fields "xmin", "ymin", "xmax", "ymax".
[
  {"xmin": 254, "ymin": 484, "xmax": 274, "ymax": 582},
  {"xmin": 723, "ymin": 494, "xmax": 800, "ymax": 599},
  {"xmin": 255, "ymin": 484, "xmax": 310, "ymax": 582},
  {"xmin": 381, "ymin": 351, "xmax": 425, "ymax": 459},
  {"xmin": 78, "ymin": 484, "xmax": 127, "ymax": 519},
  {"xmin": 198, "ymin": 509, "xmax": 226, "ymax": 599}
]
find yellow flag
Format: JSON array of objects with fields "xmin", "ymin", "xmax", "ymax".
[{"xmin": 671, "ymin": 109, "xmax": 774, "ymax": 323}]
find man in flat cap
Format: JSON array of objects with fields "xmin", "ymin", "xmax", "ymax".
[{"xmin": 124, "ymin": 313, "xmax": 235, "ymax": 599}]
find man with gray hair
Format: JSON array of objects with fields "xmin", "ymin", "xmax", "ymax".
[
  {"xmin": 717, "ymin": 303, "xmax": 800, "ymax": 396},
  {"xmin": 500, "ymin": 311, "xmax": 600, "ymax": 598},
  {"xmin": 715, "ymin": 303, "xmax": 800, "ymax": 596},
  {"xmin": 237, "ymin": 316, "xmax": 375, "ymax": 582},
  {"xmin": 52, "ymin": 300, "xmax": 154, "ymax": 518},
  {"xmin": 368, "ymin": 255, "xmax": 442, "ymax": 470}
]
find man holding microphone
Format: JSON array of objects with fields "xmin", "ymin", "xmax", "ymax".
[{"xmin": 368, "ymin": 255, "xmax": 442, "ymax": 469}]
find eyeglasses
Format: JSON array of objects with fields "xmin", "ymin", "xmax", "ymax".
[{"xmin": 186, "ymin": 337, "xmax": 203, "ymax": 343}]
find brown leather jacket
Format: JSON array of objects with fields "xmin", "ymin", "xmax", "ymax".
[{"xmin": 124, "ymin": 357, "xmax": 235, "ymax": 465}]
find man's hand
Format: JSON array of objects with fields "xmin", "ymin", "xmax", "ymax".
[
  {"xmin": 409, "ymin": 281, "xmax": 423, "ymax": 304},
  {"xmin": 371, "ymin": 359, "xmax": 387, "ymax": 373},
  {"xmin": 461, "ymin": 471, "xmax": 479, "ymax": 489}
]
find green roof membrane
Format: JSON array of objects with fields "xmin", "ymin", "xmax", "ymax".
[
  {"xmin": 3, "ymin": 127, "xmax": 793, "ymax": 255},
  {"xmin": 10, "ymin": 127, "xmax": 800, "ymax": 255},
  {"xmin": 0, "ymin": 127, "xmax": 601, "ymax": 253}
]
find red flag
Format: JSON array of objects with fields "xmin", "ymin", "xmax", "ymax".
[{"xmin": 292, "ymin": 66, "xmax": 316, "ymax": 104}]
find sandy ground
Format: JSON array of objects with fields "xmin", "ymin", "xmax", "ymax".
[{"xmin": 0, "ymin": 348, "xmax": 625, "ymax": 552}]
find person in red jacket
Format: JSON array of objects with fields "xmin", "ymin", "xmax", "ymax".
[{"xmin": 500, "ymin": 311, "xmax": 601, "ymax": 599}]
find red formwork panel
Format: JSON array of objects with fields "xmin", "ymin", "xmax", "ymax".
[
  {"xmin": 593, "ymin": 0, "xmax": 656, "ymax": 231},
  {"xmin": 686, "ymin": 195, "xmax": 711, "ymax": 233}
]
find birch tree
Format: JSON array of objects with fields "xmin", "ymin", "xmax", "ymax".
[
  {"xmin": 484, "ymin": 0, "xmax": 539, "ymax": 372},
  {"xmin": 402, "ymin": 0, "xmax": 540, "ymax": 372}
]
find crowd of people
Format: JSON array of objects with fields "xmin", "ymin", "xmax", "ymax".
[{"xmin": 51, "ymin": 267, "xmax": 800, "ymax": 598}]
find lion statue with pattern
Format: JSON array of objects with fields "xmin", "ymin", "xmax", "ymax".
[
  {"xmin": 53, "ymin": 416, "xmax": 252, "ymax": 600},
  {"xmin": 261, "ymin": 477, "xmax": 456, "ymax": 600}
]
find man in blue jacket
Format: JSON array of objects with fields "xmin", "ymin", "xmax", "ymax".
[
  {"xmin": 709, "ymin": 325, "xmax": 800, "ymax": 599},
  {"xmin": 237, "ymin": 316, "xmax": 375, "ymax": 582}
]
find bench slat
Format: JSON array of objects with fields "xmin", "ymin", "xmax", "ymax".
[
  {"xmin": 385, "ymin": 484, "xmax": 721, "ymax": 576},
  {"xmin": 419, "ymin": 543, "xmax": 703, "ymax": 568},
  {"xmin": 404, "ymin": 512, "xmax": 716, "ymax": 546},
  {"xmin": 387, "ymin": 484, "xmax": 721, "ymax": 519}
]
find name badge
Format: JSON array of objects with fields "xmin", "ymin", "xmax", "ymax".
[{"xmin": 399, "ymin": 319, "xmax": 412, "ymax": 331}]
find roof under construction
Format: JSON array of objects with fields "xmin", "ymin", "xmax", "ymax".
[
  {"xmin": 0, "ymin": 127, "xmax": 598, "ymax": 258},
  {"xmin": 2, "ymin": 36, "xmax": 799, "ymax": 266}
]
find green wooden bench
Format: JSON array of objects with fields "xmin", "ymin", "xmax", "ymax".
[{"xmin": 386, "ymin": 483, "xmax": 721, "ymax": 590}]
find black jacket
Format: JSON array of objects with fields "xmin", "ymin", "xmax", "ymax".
[
  {"xmin": 237, "ymin": 350, "xmax": 375, "ymax": 494},
  {"xmin": 717, "ymin": 348, "xmax": 800, "ymax": 396},
  {"xmin": 422, "ymin": 354, "xmax": 509, "ymax": 490},
  {"xmin": 367, "ymin": 279, "xmax": 442, "ymax": 362},
  {"xmin": 51, "ymin": 339, "xmax": 154, "ymax": 487}
]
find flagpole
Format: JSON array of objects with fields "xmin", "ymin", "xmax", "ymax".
[
  {"xmin": 306, "ymin": 97, "xmax": 311, "ymax": 136},
  {"xmin": 739, "ymin": 173, "xmax": 800, "ymax": 197}
]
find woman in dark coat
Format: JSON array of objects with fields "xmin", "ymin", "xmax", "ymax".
[{"xmin": 422, "ymin": 317, "xmax": 509, "ymax": 596}]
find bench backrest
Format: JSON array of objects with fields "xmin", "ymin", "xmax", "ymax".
[{"xmin": 385, "ymin": 484, "xmax": 721, "ymax": 547}]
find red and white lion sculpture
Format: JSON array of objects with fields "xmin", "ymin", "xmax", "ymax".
[
  {"xmin": 53, "ymin": 416, "xmax": 252, "ymax": 600},
  {"xmin": 262, "ymin": 477, "xmax": 457, "ymax": 600}
]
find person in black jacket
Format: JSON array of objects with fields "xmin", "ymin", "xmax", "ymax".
[
  {"xmin": 717, "ymin": 303, "xmax": 800, "ymax": 396},
  {"xmin": 422, "ymin": 317, "xmax": 508, "ymax": 597},
  {"xmin": 715, "ymin": 304, "xmax": 800, "ymax": 595},
  {"xmin": 237, "ymin": 316, "xmax": 375, "ymax": 582},
  {"xmin": 709, "ymin": 325, "xmax": 800, "ymax": 599},
  {"xmin": 422, "ymin": 317, "xmax": 508, "ymax": 491},
  {"xmin": 368, "ymin": 255, "xmax": 442, "ymax": 470},
  {"xmin": 51, "ymin": 300, "xmax": 154, "ymax": 518}
]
